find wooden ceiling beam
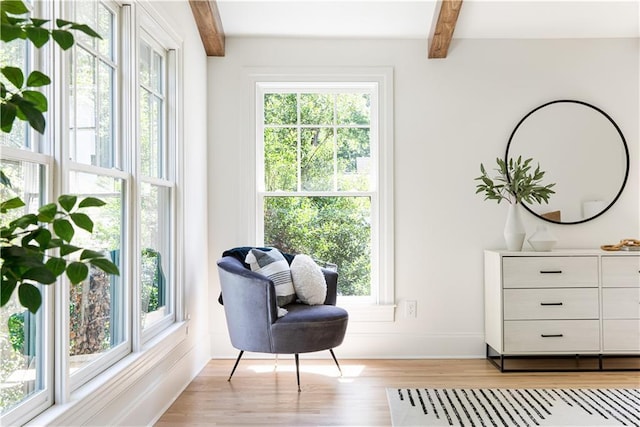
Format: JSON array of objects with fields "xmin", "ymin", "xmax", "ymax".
[
  {"xmin": 189, "ymin": 0, "xmax": 225, "ymax": 57},
  {"xmin": 428, "ymin": 0, "xmax": 463, "ymax": 59}
]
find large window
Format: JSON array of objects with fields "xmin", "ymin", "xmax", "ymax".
[
  {"xmin": 255, "ymin": 75, "xmax": 394, "ymax": 311},
  {"xmin": 137, "ymin": 30, "xmax": 176, "ymax": 334},
  {"xmin": 0, "ymin": 1, "xmax": 181, "ymax": 424},
  {"xmin": 66, "ymin": 0, "xmax": 128, "ymax": 387}
]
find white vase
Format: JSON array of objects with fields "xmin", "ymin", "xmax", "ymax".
[
  {"xmin": 504, "ymin": 203, "xmax": 526, "ymax": 251},
  {"xmin": 528, "ymin": 224, "xmax": 557, "ymax": 251}
]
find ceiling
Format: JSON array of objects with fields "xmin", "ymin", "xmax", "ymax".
[{"xmin": 214, "ymin": 0, "xmax": 640, "ymax": 40}]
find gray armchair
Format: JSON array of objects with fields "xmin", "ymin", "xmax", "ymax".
[{"xmin": 217, "ymin": 249, "xmax": 348, "ymax": 391}]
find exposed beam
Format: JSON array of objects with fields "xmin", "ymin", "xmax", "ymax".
[
  {"xmin": 428, "ymin": 0, "xmax": 463, "ymax": 59},
  {"xmin": 189, "ymin": 0, "xmax": 225, "ymax": 57}
]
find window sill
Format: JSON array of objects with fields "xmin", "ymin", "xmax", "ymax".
[{"xmin": 26, "ymin": 321, "xmax": 188, "ymax": 426}]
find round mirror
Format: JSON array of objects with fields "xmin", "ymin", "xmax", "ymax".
[{"xmin": 505, "ymin": 100, "xmax": 629, "ymax": 224}]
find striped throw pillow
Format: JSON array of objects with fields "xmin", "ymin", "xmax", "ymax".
[{"xmin": 245, "ymin": 248, "xmax": 296, "ymax": 312}]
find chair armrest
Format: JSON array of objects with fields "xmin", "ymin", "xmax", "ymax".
[
  {"xmin": 217, "ymin": 257, "xmax": 279, "ymax": 352},
  {"xmin": 321, "ymin": 268, "xmax": 338, "ymax": 305}
]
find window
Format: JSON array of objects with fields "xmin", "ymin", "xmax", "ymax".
[
  {"xmin": 66, "ymin": 0, "xmax": 128, "ymax": 389},
  {"xmin": 253, "ymin": 71, "xmax": 394, "ymax": 316},
  {"xmin": 0, "ymin": 1, "xmax": 182, "ymax": 423},
  {"xmin": 0, "ymin": 1, "xmax": 53, "ymax": 419},
  {"xmin": 137, "ymin": 28, "xmax": 176, "ymax": 335}
]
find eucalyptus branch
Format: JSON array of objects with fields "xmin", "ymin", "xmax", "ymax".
[{"xmin": 475, "ymin": 156, "xmax": 556, "ymax": 205}]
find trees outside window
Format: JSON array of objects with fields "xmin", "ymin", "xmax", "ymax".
[{"xmin": 257, "ymin": 85, "xmax": 380, "ymax": 298}]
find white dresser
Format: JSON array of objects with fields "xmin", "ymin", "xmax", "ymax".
[{"xmin": 484, "ymin": 249, "xmax": 640, "ymax": 370}]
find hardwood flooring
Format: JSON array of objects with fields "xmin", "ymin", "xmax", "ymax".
[{"xmin": 155, "ymin": 358, "xmax": 640, "ymax": 426}]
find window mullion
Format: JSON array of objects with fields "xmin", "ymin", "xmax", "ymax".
[{"xmin": 296, "ymin": 92, "xmax": 301, "ymax": 192}]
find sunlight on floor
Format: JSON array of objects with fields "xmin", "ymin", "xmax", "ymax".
[{"xmin": 247, "ymin": 363, "xmax": 365, "ymax": 381}]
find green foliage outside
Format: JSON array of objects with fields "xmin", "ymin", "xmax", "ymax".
[
  {"xmin": 263, "ymin": 91, "xmax": 373, "ymax": 296},
  {"xmin": 265, "ymin": 196, "xmax": 371, "ymax": 296}
]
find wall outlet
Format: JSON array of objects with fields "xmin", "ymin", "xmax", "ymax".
[{"xmin": 406, "ymin": 300, "xmax": 417, "ymax": 318}]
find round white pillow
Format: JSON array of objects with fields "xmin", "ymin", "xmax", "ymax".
[{"xmin": 290, "ymin": 254, "xmax": 327, "ymax": 305}]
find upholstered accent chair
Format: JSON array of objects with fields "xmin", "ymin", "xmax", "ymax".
[{"xmin": 216, "ymin": 248, "xmax": 349, "ymax": 392}]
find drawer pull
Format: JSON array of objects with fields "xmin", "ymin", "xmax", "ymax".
[
  {"xmin": 539, "ymin": 270, "xmax": 563, "ymax": 274},
  {"xmin": 540, "ymin": 302, "xmax": 563, "ymax": 306},
  {"xmin": 541, "ymin": 334, "xmax": 564, "ymax": 338}
]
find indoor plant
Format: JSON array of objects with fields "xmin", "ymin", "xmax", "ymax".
[
  {"xmin": 1, "ymin": 0, "xmax": 118, "ymax": 314},
  {"xmin": 475, "ymin": 156, "xmax": 555, "ymax": 250}
]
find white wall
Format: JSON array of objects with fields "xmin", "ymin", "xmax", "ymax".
[{"xmin": 207, "ymin": 37, "xmax": 639, "ymax": 358}]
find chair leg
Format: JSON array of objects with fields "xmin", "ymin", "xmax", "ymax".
[
  {"xmin": 294, "ymin": 353, "xmax": 301, "ymax": 392},
  {"xmin": 329, "ymin": 349, "xmax": 343, "ymax": 377},
  {"xmin": 228, "ymin": 350, "xmax": 244, "ymax": 381}
]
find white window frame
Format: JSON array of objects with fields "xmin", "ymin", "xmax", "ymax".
[
  {"xmin": 247, "ymin": 68, "xmax": 395, "ymax": 321},
  {"xmin": 0, "ymin": 0, "xmax": 55, "ymax": 420},
  {"xmin": 134, "ymin": 3, "xmax": 181, "ymax": 345},
  {"xmin": 0, "ymin": 150, "xmax": 55, "ymax": 426},
  {"xmin": 59, "ymin": 0, "xmax": 133, "ymax": 393},
  {"xmin": 1, "ymin": 0, "xmax": 185, "ymax": 423}
]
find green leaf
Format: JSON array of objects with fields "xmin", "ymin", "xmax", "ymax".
[
  {"xmin": 0, "ymin": 170, "xmax": 12, "ymax": 187},
  {"xmin": 51, "ymin": 29, "xmax": 73, "ymax": 50},
  {"xmin": 18, "ymin": 283, "xmax": 42, "ymax": 313},
  {"xmin": 1, "ymin": 101, "xmax": 17, "ymax": 132},
  {"xmin": 45, "ymin": 257, "xmax": 66, "ymax": 276},
  {"xmin": 33, "ymin": 228, "xmax": 52, "ymax": 248},
  {"xmin": 10, "ymin": 213, "xmax": 37, "ymax": 229},
  {"xmin": 56, "ymin": 19, "xmax": 102, "ymax": 39},
  {"xmin": 37, "ymin": 202, "xmax": 57, "ymax": 222},
  {"xmin": 53, "ymin": 218, "xmax": 74, "ymax": 242},
  {"xmin": 25, "ymin": 26, "xmax": 49, "ymax": 47},
  {"xmin": 80, "ymin": 249, "xmax": 104, "ymax": 260},
  {"xmin": 22, "ymin": 90, "xmax": 47, "ymax": 112},
  {"xmin": 13, "ymin": 95, "xmax": 45, "ymax": 133},
  {"xmin": 1, "ymin": 0, "xmax": 29, "ymax": 15},
  {"xmin": 0, "ymin": 23, "xmax": 26, "ymax": 42},
  {"xmin": 0, "ymin": 196, "xmax": 25, "ymax": 213},
  {"xmin": 30, "ymin": 18, "xmax": 49, "ymax": 27},
  {"xmin": 66, "ymin": 261, "xmax": 89, "ymax": 284},
  {"xmin": 1, "ymin": 66, "xmax": 24, "ymax": 88},
  {"xmin": 58, "ymin": 194, "xmax": 77, "ymax": 212},
  {"xmin": 78, "ymin": 197, "xmax": 106, "ymax": 208},
  {"xmin": 59, "ymin": 244, "xmax": 81, "ymax": 256},
  {"xmin": 25, "ymin": 71, "xmax": 51, "ymax": 87},
  {"xmin": 1, "ymin": 277, "xmax": 18, "ymax": 307},
  {"xmin": 69, "ymin": 23, "xmax": 101, "ymax": 39},
  {"xmin": 23, "ymin": 266, "xmax": 56, "ymax": 284},
  {"xmin": 90, "ymin": 258, "xmax": 120, "ymax": 275},
  {"xmin": 70, "ymin": 212, "xmax": 93, "ymax": 232}
]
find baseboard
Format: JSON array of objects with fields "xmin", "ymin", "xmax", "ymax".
[
  {"xmin": 210, "ymin": 332, "xmax": 486, "ymax": 359},
  {"xmin": 26, "ymin": 324, "xmax": 210, "ymax": 426}
]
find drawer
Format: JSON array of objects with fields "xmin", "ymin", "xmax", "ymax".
[
  {"xmin": 602, "ymin": 288, "xmax": 640, "ymax": 319},
  {"xmin": 602, "ymin": 256, "xmax": 640, "ymax": 288},
  {"xmin": 504, "ymin": 320, "xmax": 600, "ymax": 353},
  {"xmin": 502, "ymin": 256, "xmax": 598, "ymax": 288},
  {"xmin": 503, "ymin": 288, "xmax": 599, "ymax": 320},
  {"xmin": 603, "ymin": 320, "xmax": 640, "ymax": 352}
]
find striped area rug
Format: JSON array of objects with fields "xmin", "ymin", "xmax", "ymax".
[{"xmin": 386, "ymin": 388, "xmax": 640, "ymax": 426}]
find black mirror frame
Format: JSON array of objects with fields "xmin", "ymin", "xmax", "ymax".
[{"xmin": 505, "ymin": 99, "xmax": 630, "ymax": 225}]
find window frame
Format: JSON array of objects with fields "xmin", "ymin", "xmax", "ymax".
[
  {"xmin": 135, "ymin": 7, "xmax": 180, "ymax": 345},
  {"xmin": 1, "ymin": 1, "xmax": 185, "ymax": 422},
  {"xmin": 247, "ymin": 68, "xmax": 395, "ymax": 321},
  {"xmin": 0, "ymin": 0, "xmax": 55, "ymax": 419}
]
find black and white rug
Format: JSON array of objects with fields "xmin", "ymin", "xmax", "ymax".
[{"xmin": 386, "ymin": 388, "xmax": 640, "ymax": 426}]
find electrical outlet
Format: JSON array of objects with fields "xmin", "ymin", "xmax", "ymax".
[{"xmin": 406, "ymin": 300, "xmax": 417, "ymax": 318}]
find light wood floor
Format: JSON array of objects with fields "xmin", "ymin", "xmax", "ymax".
[{"xmin": 155, "ymin": 358, "xmax": 640, "ymax": 426}]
